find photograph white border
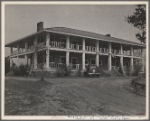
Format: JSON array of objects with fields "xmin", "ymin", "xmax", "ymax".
[{"xmin": 1, "ymin": 1, "xmax": 149, "ymax": 120}]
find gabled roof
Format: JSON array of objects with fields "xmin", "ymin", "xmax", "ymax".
[{"xmin": 5, "ymin": 27, "xmax": 145, "ymax": 47}]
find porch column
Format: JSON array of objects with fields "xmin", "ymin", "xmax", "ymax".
[
  {"xmin": 141, "ymin": 58, "xmax": 145, "ymax": 72},
  {"xmin": 108, "ymin": 42, "xmax": 112, "ymax": 70},
  {"xmin": 82, "ymin": 38, "xmax": 85, "ymax": 50},
  {"xmin": 10, "ymin": 57, "xmax": 13, "ymax": 67},
  {"xmin": 33, "ymin": 36, "xmax": 38, "ymax": 69},
  {"xmin": 131, "ymin": 46, "xmax": 133, "ymax": 56},
  {"xmin": 34, "ymin": 53, "xmax": 37, "ymax": 69},
  {"xmin": 120, "ymin": 44, "xmax": 123, "ymax": 55},
  {"xmin": 66, "ymin": 51, "xmax": 70, "ymax": 66},
  {"xmin": 46, "ymin": 49, "xmax": 50, "ymax": 68},
  {"xmin": 66, "ymin": 36, "xmax": 70, "ymax": 49},
  {"xmin": 120, "ymin": 56, "xmax": 123, "ymax": 69},
  {"xmin": 130, "ymin": 57, "xmax": 134, "ymax": 71},
  {"xmin": 141, "ymin": 48, "xmax": 144, "ymax": 57},
  {"xmin": 24, "ymin": 54, "xmax": 28, "ymax": 66},
  {"xmin": 25, "ymin": 41, "xmax": 28, "ymax": 52},
  {"xmin": 96, "ymin": 40, "xmax": 99, "ymax": 67},
  {"xmin": 10, "ymin": 47, "xmax": 13, "ymax": 55},
  {"xmin": 82, "ymin": 52, "xmax": 85, "ymax": 70},
  {"xmin": 46, "ymin": 32, "xmax": 50, "ymax": 46}
]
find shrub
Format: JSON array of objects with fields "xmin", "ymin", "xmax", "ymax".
[
  {"xmin": 133, "ymin": 60, "xmax": 143, "ymax": 76},
  {"xmin": 77, "ymin": 68, "xmax": 82, "ymax": 76},
  {"xmin": 56, "ymin": 69, "xmax": 65, "ymax": 77},
  {"xmin": 64, "ymin": 65, "xmax": 72, "ymax": 76},
  {"xmin": 8, "ymin": 64, "xmax": 28, "ymax": 76}
]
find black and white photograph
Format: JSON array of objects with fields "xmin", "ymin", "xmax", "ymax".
[{"xmin": 1, "ymin": 1, "xmax": 149, "ymax": 120}]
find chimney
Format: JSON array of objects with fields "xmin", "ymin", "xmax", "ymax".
[
  {"xmin": 106, "ymin": 34, "xmax": 111, "ymax": 37},
  {"xmin": 37, "ymin": 22, "xmax": 43, "ymax": 32}
]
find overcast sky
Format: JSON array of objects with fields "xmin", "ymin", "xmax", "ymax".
[{"xmin": 5, "ymin": 4, "xmax": 140, "ymax": 56}]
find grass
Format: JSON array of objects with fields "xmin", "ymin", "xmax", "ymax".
[
  {"xmin": 5, "ymin": 76, "xmax": 145, "ymax": 115},
  {"xmin": 5, "ymin": 78, "xmax": 52, "ymax": 115}
]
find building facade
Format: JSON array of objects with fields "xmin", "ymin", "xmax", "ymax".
[{"xmin": 5, "ymin": 22, "xmax": 145, "ymax": 75}]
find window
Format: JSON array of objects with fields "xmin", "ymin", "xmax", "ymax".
[
  {"xmin": 90, "ymin": 59, "xmax": 95, "ymax": 65},
  {"xmin": 60, "ymin": 37, "xmax": 66, "ymax": 42},
  {"xmin": 71, "ymin": 57, "xmax": 77, "ymax": 64},
  {"xmin": 115, "ymin": 61, "xmax": 120, "ymax": 66},
  {"xmin": 90, "ymin": 42, "xmax": 96, "ymax": 47},
  {"xmin": 125, "ymin": 61, "xmax": 129, "ymax": 66},
  {"xmin": 71, "ymin": 39, "xmax": 78, "ymax": 44},
  {"xmin": 60, "ymin": 56, "xmax": 66, "ymax": 63},
  {"xmin": 99, "ymin": 60, "xmax": 102, "ymax": 65},
  {"xmin": 85, "ymin": 60, "xmax": 89, "ymax": 65},
  {"xmin": 50, "ymin": 56, "xmax": 54, "ymax": 62}
]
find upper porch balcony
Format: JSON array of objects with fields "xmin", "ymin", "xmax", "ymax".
[{"xmin": 10, "ymin": 40, "xmax": 143, "ymax": 58}]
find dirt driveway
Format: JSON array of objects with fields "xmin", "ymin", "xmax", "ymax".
[{"xmin": 5, "ymin": 76, "xmax": 145, "ymax": 115}]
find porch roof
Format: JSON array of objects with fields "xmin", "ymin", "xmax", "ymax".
[{"xmin": 5, "ymin": 27, "xmax": 145, "ymax": 48}]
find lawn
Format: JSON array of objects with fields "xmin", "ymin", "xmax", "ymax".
[{"xmin": 5, "ymin": 76, "xmax": 145, "ymax": 115}]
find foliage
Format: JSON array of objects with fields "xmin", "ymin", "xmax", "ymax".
[
  {"xmin": 8, "ymin": 64, "xmax": 28, "ymax": 76},
  {"xmin": 56, "ymin": 69, "xmax": 65, "ymax": 77},
  {"xmin": 125, "ymin": 5, "xmax": 146, "ymax": 44},
  {"xmin": 77, "ymin": 68, "xmax": 82, "ymax": 76},
  {"xmin": 133, "ymin": 60, "xmax": 143, "ymax": 76},
  {"xmin": 64, "ymin": 65, "xmax": 72, "ymax": 76},
  {"xmin": 5, "ymin": 57, "xmax": 10, "ymax": 75}
]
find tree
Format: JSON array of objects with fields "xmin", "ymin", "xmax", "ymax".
[{"xmin": 125, "ymin": 5, "xmax": 146, "ymax": 44}]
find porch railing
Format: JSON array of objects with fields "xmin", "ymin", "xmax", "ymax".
[
  {"xmin": 12, "ymin": 50, "xmax": 18, "ymax": 55},
  {"xmin": 49, "ymin": 62, "xmax": 66, "ymax": 69},
  {"xmin": 37, "ymin": 42, "xmax": 46, "ymax": 49},
  {"xmin": 70, "ymin": 44, "xmax": 82, "ymax": 50},
  {"xmin": 27, "ymin": 45, "xmax": 34, "ymax": 52},
  {"xmin": 86, "ymin": 46, "xmax": 96, "ymax": 52},
  {"xmin": 50, "ymin": 41, "xmax": 66, "ymax": 48},
  {"xmin": 69, "ymin": 64, "xmax": 82, "ymax": 70},
  {"xmin": 112, "ymin": 49, "xmax": 120, "ymax": 55},
  {"xmin": 99, "ymin": 48, "xmax": 109, "ymax": 53},
  {"xmin": 123, "ymin": 51, "xmax": 131, "ymax": 56},
  {"xmin": 18, "ymin": 48, "xmax": 26, "ymax": 53}
]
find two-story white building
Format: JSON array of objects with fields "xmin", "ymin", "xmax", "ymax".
[{"xmin": 5, "ymin": 22, "xmax": 145, "ymax": 76}]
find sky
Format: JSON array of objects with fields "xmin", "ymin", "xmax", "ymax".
[{"xmin": 5, "ymin": 4, "xmax": 140, "ymax": 56}]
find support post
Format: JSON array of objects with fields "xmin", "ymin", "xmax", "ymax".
[
  {"xmin": 66, "ymin": 51, "xmax": 70, "ymax": 66},
  {"xmin": 120, "ymin": 44, "xmax": 123, "ymax": 55},
  {"xmin": 46, "ymin": 49, "xmax": 50, "ymax": 68},
  {"xmin": 46, "ymin": 32, "xmax": 50, "ymax": 46},
  {"xmin": 141, "ymin": 48, "xmax": 144, "ymax": 57},
  {"xmin": 66, "ymin": 36, "xmax": 70, "ymax": 49},
  {"xmin": 131, "ymin": 46, "xmax": 133, "ymax": 56},
  {"xmin": 10, "ymin": 47, "xmax": 13, "ymax": 55},
  {"xmin": 141, "ymin": 58, "xmax": 145, "ymax": 72},
  {"xmin": 120, "ymin": 57, "xmax": 123, "ymax": 68},
  {"xmin": 96, "ymin": 40, "xmax": 99, "ymax": 67},
  {"xmin": 82, "ymin": 52, "xmax": 85, "ymax": 70},
  {"xmin": 82, "ymin": 38, "xmax": 85, "ymax": 51},
  {"xmin": 130, "ymin": 57, "xmax": 134, "ymax": 71},
  {"xmin": 34, "ymin": 53, "xmax": 37, "ymax": 69},
  {"xmin": 96, "ymin": 54, "xmax": 99, "ymax": 67},
  {"xmin": 34, "ymin": 36, "xmax": 38, "ymax": 69},
  {"xmin": 25, "ymin": 41, "xmax": 28, "ymax": 52},
  {"xmin": 10, "ymin": 57, "xmax": 13, "ymax": 67},
  {"xmin": 108, "ymin": 42, "xmax": 112, "ymax": 70}
]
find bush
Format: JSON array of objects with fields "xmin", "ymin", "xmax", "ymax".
[
  {"xmin": 133, "ymin": 60, "xmax": 143, "ymax": 76},
  {"xmin": 8, "ymin": 64, "xmax": 28, "ymax": 76},
  {"xmin": 56, "ymin": 69, "xmax": 65, "ymax": 77},
  {"xmin": 77, "ymin": 68, "xmax": 82, "ymax": 76},
  {"xmin": 64, "ymin": 65, "xmax": 72, "ymax": 76}
]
